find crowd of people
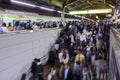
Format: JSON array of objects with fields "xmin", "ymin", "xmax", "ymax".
[
  {"xmin": 21, "ymin": 20, "xmax": 110, "ymax": 80},
  {"xmin": 46, "ymin": 20, "xmax": 110, "ymax": 80},
  {"xmin": 0, "ymin": 20, "xmax": 63, "ymax": 33}
]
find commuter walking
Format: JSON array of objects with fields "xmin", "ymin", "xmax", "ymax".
[
  {"xmin": 31, "ymin": 58, "xmax": 38, "ymax": 79},
  {"xmin": 62, "ymin": 63, "xmax": 73, "ymax": 80},
  {"xmin": 36, "ymin": 59, "xmax": 44, "ymax": 80}
]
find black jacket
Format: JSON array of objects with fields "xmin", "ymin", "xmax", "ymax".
[
  {"xmin": 31, "ymin": 62, "xmax": 37, "ymax": 73},
  {"xmin": 62, "ymin": 68, "xmax": 73, "ymax": 80},
  {"xmin": 37, "ymin": 63, "xmax": 44, "ymax": 75}
]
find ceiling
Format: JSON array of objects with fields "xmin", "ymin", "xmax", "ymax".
[
  {"xmin": 1, "ymin": 0, "xmax": 119, "ymax": 19},
  {"xmin": 34, "ymin": 0, "xmax": 119, "ymax": 19},
  {"xmin": 35, "ymin": 0, "xmax": 118, "ymax": 10}
]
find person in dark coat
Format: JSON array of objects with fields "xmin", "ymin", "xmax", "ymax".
[
  {"xmin": 62, "ymin": 63, "xmax": 73, "ymax": 80},
  {"xmin": 37, "ymin": 59, "xmax": 44, "ymax": 80},
  {"xmin": 31, "ymin": 58, "xmax": 37, "ymax": 79},
  {"xmin": 47, "ymin": 49, "xmax": 56, "ymax": 67},
  {"xmin": 68, "ymin": 42, "xmax": 74, "ymax": 61}
]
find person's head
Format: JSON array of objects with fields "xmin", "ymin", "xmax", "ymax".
[
  {"xmin": 64, "ymin": 49, "xmax": 68, "ymax": 54},
  {"xmin": 76, "ymin": 61, "xmax": 80, "ymax": 65},
  {"xmin": 37, "ymin": 58, "xmax": 41, "ymax": 62},
  {"xmin": 20, "ymin": 73, "xmax": 26, "ymax": 80},
  {"xmin": 8, "ymin": 22, "xmax": 12, "ymax": 27},
  {"xmin": 64, "ymin": 63, "xmax": 69, "ymax": 69},
  {"xmin": 98, "ymin": 56, "xmax": 103, "ymax": 60},
  {"xmin": 34, "ymin": 58, "xmax": 38, "ymax": 62},
  {"xmin": 2, "ymin": 23, "xmax": 6, "ymax": 27},
  {"xmin": 51, "ymin": 46, "xmax": 55, "ymax": 51},
  {"xmin": 16, "ymin": 21, "xmax": 20, "ymax": 26},
  {"xmin": 62, "ymin": 54, "xmax": 66, "ymax": 59}
]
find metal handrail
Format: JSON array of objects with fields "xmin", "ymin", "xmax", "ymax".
[{"xmin": 111, "ymin": 28, "xmax": 120, "ymax": 48}]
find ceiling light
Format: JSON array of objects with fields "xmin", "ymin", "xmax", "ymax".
[
  {"xmin": 69, "ymin": 9, "xmax": 112, "ymax": 14},
  {"xmin": 109, "ymin": 4, "xmax": 115, "ymax": 9},
  {"xmin": 88, "ymin": 9, "xmax": 112, "ymax": 14},
  {"xmin": 39, "ymin": 6, "xmax": 55, "ymax": 11},
  {"xmin": 10, "ymin": 0, "xmax": 36, "ymax": 7},
  {"xmin": 57, "ymin": 11, "xmax": 63, "ymax": 13},
  {"xmin": 69, "ymin": 11, "xmax": 88, "ymax": 14}
]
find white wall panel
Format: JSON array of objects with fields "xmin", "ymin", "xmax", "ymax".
[{"xmin": 0, "ymin": 29, "xmax": 61, "ymax": 80}]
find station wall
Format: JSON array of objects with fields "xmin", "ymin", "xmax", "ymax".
[{"xmin": 0, "ymin": 9, "xmax": 80, "ymax": 26}]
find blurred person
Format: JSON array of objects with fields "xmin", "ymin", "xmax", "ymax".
[
  {"xmin": 47, "ymin": 47, "xmax": 56, "ymax": 67},
  {"xmin": 99, "ymin": 22, "xmax": 105, "ymax": 33},
  {"xmin": 59, "ymin": 63, "xmax": 64, "ymax": 80},
  {"xmin": 26, "ymin": 20, "xmax": 33, "ymax": 30},
  {"xmin": 82, "ymin": 64, "xmax": 90, "ymax": 80},
  {"xmin": 75, "ymin": 33, "xmax": 80, "ymax": 45},
  {"xmin": 75, "ymin": 51, "xmax": 85, "ymax": 67},
  {"xmin": 58, "ymin": 49, "xmax": 64, "ymax": 63},
  {"xmin": 1, "ymin": 23, "xmax": 9, "ymax": 33},
  {"xmin": 80, "ymin": 33, "xmax": 86, "ymax": 43},
  {"xmin": 86, "ymin": 35, "xmax": 93, "ymax": 45},
  {"xmin": 73, "ymin": 61, "xmax": 82, "ymax": 80},
  {"xmin": 91, "ymin": 51, "xmax": 96, "ymax": 65},
  {"xmin": 94, "ymin": 56, "xmax": 107, "ymax": 80},
  {"xmin": 68, "ymin": 42, "xmax": 74, "ymax": 61},
  {"xmin": 59, "ymin": 39, "xmax": 65, "ymax": 50},
  {"xmin": 61, "ymin": 53, "xmax": 69, "ymax": 64},
  {"xmin": 32, "ymin": 22, "xmax": 39, "ymax": 30},
  {"xmin": 20, "ymin": 73, "xmax": 28, "ymax": 80},
  {"xmin": 31, "ymin": 58, "xmax": 38, "ymax": 79},
  {"xmin": 86, "ymin": 45, "xmax": 92, "ymax": 66},
  {"xmin": 96, "ymin": 36, "xmax": 103, "ymax": 50},
  {"xmin": 37, "ymin": 59, "xmax": 44, "ymax": 80},
  {"xmin": 62, "ymin": 63, "xmax": 73, "ymax": 80},
  {"xmin": 53, "ymin": 21, "xmax": 57, "ymax": 27},
  {"xmin": 14, "ymin": 21, "xmax": 21, "ymax": 31},
  {"xmin": 8, "ymin": 22, "xmax": 14, "ymax": 31},
  {"xmin": 20, "ymin": 24, "xmax": 26, "ymax": 30}
]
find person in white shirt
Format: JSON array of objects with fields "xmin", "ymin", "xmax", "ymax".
[
  {"xmin": 80, "ymin": 33, "xmax": 86, "ymax": 42},
  {"xmin": 61, "ymin": 49, "xmax": 69, "ymax": 64},
  {"xmin": 58, "ymin": 49, "xmax": 64, "ymax": 63},
  {"xmin": 0, "ymin": 23, "xmax": 9, "ymax": 33},
  {"xmin": 32, "ymin": 22, "xmax": 39, "ymax": 30}
]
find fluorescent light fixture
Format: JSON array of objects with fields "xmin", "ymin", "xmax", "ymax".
[
  {"xmin": 69, "ymin": 11, "xmax": 88, "ymax": 14},
  {"xmin": 69, "ymin": 9, "xmax": 112, "ymax": 14},
  {"xmin": 88, "ymin": 9, "xmax": 112, "ymax": 14},
  {"xmin": 57, "ymin": 11, "xmax": 63, "ymax": 13},
  {"xmin": 11, "ymin": 0, "xmax": 36, "ymax": 7},
  {"xmin": 109, "ymin": 4, "xmax": 115, "ymax": 8},
  {"xmin": 39, "ymin": 6, "xmax": 55, "ymax": 11}
]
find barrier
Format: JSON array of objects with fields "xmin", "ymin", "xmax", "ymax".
[
  {"xmin": 0, "ymin": 28, "xmax": 61, "ymax": 80},
  {"xmin": 109, "ymin": 28, "xmax": 120, "ymax": 80}
]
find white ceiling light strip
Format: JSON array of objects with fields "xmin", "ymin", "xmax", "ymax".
[
  {"xmin": 57, "ymin": 11, "xmax": 63, "ymax": 13},
  {"xmin": 10, "ymin": 0, "xmax": 36, "ymax": 7},
  {"xmin": 39, "ymin": 6, "xmax": 55, "ymax": 11},
  {"xmin": 10, "ymin": 0, "xmax": 59, "ymax": 12}
]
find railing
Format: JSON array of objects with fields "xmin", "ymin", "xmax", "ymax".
[
  {"xmin": 24, "ymin": 28, "xmax": 61, "ymax": 80},
  {"xmin": 109, "ymin": 28, "xmax": 120, "ymax": 80},
  {"xmin": 111, "ymin": 28, "xmax": 120, "ymax": 47}
]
